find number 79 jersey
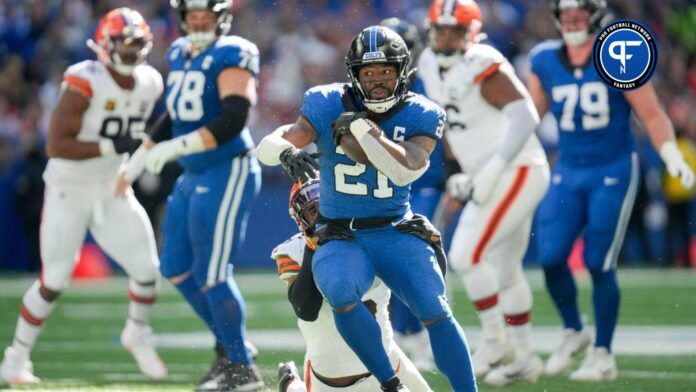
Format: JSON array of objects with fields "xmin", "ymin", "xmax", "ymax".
[
  {"xmin": 300, "ymin": 83, "xmax": 445, "ymax": 219},
  {"xmin": 530, "ymin": 40, "xmax": 635, "ymax": 166},
  {"xmin": 43, "ymin": 60, "xmax": 162, "ymax": 196},
  {"xmin": 165, "ymin": 36, "xmax": 259, "ymax": 172}
]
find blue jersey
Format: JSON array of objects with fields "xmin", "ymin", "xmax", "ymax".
[
  {"xmin": 165, "ymin": 36, "xmax": 259, "ymax": 172},
  {"xmin": 410, "ymin": 73, "xmax": 445, "ymax": 190},
  {"xmin": 530, "ymin": 40, "xmax": 635, "ymax": 166},
  {"xmin": 301, "ymin": 83, "xmax": 445, "ymax": 219}
]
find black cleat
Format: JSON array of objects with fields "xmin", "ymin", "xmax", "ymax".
[
  {"xmin": 196, "ymin": 360, "xmax": 264, "ymax": 392},
  {"xmin": 380, "ymin": 376, "xmax": 411, "ymax": 392},
  {"xmin": 278, "ymin": 361, "xmax": 303, "ymax": 392},
  {"xmin": 197, "ymin": 342, "xmax": 228, "ymax": 387}
]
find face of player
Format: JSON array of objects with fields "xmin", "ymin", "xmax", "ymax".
[
  {"xmin": 184, "ymin": 9, "xmax": 217, "ymax": 34},
  {"xmin": 432, "ymin": 25, "xmax": 467, "ymax": 55},
  {"xmin": 301, "ymin": 202, "xmax": 319, "ymax": 232},
  {"xmin": 113, "ymin": 37, "xmax": 147, "ymax": 66},
  {"xmin": 559, "ymin": 8, "xmax": 591, "ymax": 33},
  {"xmin": 358, "ymin": 64, "xmax": 399, "ymax": 101}
]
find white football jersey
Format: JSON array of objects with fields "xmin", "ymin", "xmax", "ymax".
[
  {"xmin": 418, "ymin": 44, "xmax": 547, "ymax": 174},
  {"xmin": 272, "ymin": 235, "xmax": 399, "ymax": 378},
  {"xmin": 43, "ymin": 60, "xmax": 162, "ymax": 196}
]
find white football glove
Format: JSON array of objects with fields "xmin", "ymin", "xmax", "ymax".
[
  {"xmin": 660, "ymin": 140, "xmax": 695, "ymax": 189},
  {"xmin": 447, "ymin": 173, "xmax": 473, "ymax": 202},
  {"xmin": 471, "ymin": 155, "xmax": 507, "ymax": 204},
  {"xmin": 121, "ymin": 145, "xmax": 149, "ymax": 183},
  {"xmin": 146, "ymin": 132, "xmax": 205, "ymax": 174}
]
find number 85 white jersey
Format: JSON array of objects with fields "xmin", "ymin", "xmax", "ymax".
[
  {"xmin": 418, "ymin": 44, "xmax": 546, "ymax": 175},
  {"xmin": 43, "ymin": 60, "xmax": 162, "ymax": 195}
]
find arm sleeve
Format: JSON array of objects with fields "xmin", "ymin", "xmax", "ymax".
[
  {"xmin": 287, "ymin": 246, "xmax": 323, "ymax": 322},
  {"xmin": 204, "ymin": 95, "xmax": 251, "ymax": 145}
]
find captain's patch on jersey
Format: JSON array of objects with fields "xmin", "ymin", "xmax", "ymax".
[{"xmin": 592, "ymin": 20, "xmax": 657, "ymax": 91}]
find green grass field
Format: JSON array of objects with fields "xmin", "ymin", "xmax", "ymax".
[{"xmin": 1, "ymin": 269, "xmax": 695, "ymax": 391}]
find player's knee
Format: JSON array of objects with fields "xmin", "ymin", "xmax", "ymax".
[
  {"xmin": 333, "ymin": 302, "xmax": 359, "ymax": 314},
  {"xmin": 414, "ymin": 296, "xmax": 452, "ymax": 324},
  {"xmin": 498, "ymin": 265, "xmax": 524, "ymax": 290},
  {"xmin": 168, "ymin": 271, "xmax": 191, "ymax": 285},
  {"xmin": 129, "ymin": 278, "xmax": 159, "ymax": 299},
  {"xmin": 316, "ymin": 278, "xmax": 362, "ymax": 310},
  {"xmin": 38, "ymin": 284, "xmax": 61, "ymax": 302},
  {"xmin": 536, "ymin": 244, "xmax": 567, "ymax": 268}
]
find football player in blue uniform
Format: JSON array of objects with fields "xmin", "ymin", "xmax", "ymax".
[
  {"xmin": 257, "ymin": 26, "xmax": 476, "ymax": 392},
  {"xmin": 528, "ymin": 0, "xmax": 694, "ymax": 381},
  {"xmin": 119, "ymin": 0, "xmax": 263, "ymax": 390},
  {"xmin": 380, "ymin": 17, "xmax": 441, "ymax": 372}
]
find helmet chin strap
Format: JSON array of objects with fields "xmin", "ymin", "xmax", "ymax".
[{"xmin": 562, "ymin": 30, "xmax": 590, "ymax": 46}]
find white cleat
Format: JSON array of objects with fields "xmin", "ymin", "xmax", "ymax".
[
  {"xmin": 0, "ymin": 347, "xmax": 40, "ymax": 384},
  {"xmin": 484, "ymin": 352, "xmax": 544, "ymax": 387},
  {"xmin": 120, "ymin": 321, "xmax": 168, "ymax": 380},
  {"xmin": 570, "ymin": 347, "xmax": 617, "ymax": 382},
  {"xmin": 472, "ymin": 339, "xmax": 513, "ymax": 377},
  {"xmin": 545, "ymin": 328, "xmax": 592, "ymax": 375}
]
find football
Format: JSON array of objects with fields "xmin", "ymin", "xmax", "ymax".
[{"xmin": 339, "ymin": 133, "xmax": 370, "ymax": 165}]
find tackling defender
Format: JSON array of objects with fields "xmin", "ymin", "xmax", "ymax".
[
  {"xmin": 529, "ymin": 0, "xmax": 694, "ymax": 381},
  {"xmin": 0, "ymin": 8, "xmax": 166, "ymax": 384},
  {"xmin": 257, "ymin": 26, "xmax": 476, "ymax": 392},
  {"xmin": 274, "ymin": 178, "xmax": 434, "ymax": 392}
]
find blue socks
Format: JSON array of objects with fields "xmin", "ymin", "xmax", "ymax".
[
  {"xmin": 543, "ymin": 263, "xmax": 583, "ymax": 331},
  {"xmin": 333, "ymin": 303, "xmax": 394, "ymax": 383},
  {"xmin": 174, "ymin": 274, "xmax": 220, "ymax": 340},
  {"xmin": 590, "ymin": 268, "xmax": 620, "ymax": 350},
  {"xmin": 427, "ymin": 317, "xmax": 476, "ymax": 392},
  {"xmin": 206, "ymin": 279, "xmax": 251, "ymax": 364}
]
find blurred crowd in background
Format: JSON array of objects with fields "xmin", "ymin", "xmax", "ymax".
[{"xmin": 2, "ymin": 0, "xmax": 696, "ymax": 272}]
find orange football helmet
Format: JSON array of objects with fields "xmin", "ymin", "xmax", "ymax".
[
  {"xmin": 289, "ymin": 177, "xmax": 320, "ymax": 249},
  {"xmin": 87, "ymin": 8, "xmax": 153, "ymax": 76},
  {"xmin": 427, "ymin": 0, "xmax": 483, "ymax": 67}
]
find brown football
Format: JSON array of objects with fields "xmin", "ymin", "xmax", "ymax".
[{"xmin": 339, "ymin": 133, "xmax": 370, "ymax": 165}]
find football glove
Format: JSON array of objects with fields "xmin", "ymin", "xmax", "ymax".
[
  {"xmin": 660, "ymin": 140, "xmax": 695, "ymax": 189},
  {"xmin": 146, "ymin": 132, "xmax": 205, "ymax": 174},
  {"xmin": 472, "ymin": 155, "xmax": 507, "ymax": 204},
  {"xmin": 447, "ymin": 173, "xmax": 474, "ymax": 202},
  {"xmin": 279, "ymin": 147, "xmax": 320, "ymax": 183},
  {"xmin": 332, "ymin": 111, "xmax": 367, "ymax": 146}
]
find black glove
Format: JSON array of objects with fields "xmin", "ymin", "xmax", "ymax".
[
  {"xmin": 314, "ymin": 222, "xmax": 355, "ymax": 246},
  {"xmin": 112, "ymin": 132, "xmax": 143, "ymax": 154},
  {"xmin": 395, "ymin": 214, "xmax": 447, "ymax": 277},
  {"xmin": 332, "ymin": 111, "xmax": 367, "ymax": 146},
  {"xmin": 279, "ymin": 147, "xmax": 320, "ymax": 183}
]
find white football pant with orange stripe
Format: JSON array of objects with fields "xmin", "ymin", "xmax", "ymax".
[
  {"xmin": 449, "ymin": 164, "xmax": 549, "ymax": 357},
  {"xmin": 302, "ymin": 345, "xmax": 431, "ymax": 392}
]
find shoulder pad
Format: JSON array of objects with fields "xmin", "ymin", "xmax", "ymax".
[
  {"xmin": 62, "ymin": 60, "xmax": 100, "ymax": 97},
  {"xmin": 464, "ymin": 44, "xmax": 506, "ymax": 84},
  {"xmin": 271, "ymin": 233, "xmax": 306, "ymax": 264}
]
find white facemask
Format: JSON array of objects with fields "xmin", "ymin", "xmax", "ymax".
[
  {"xmin": 436, "ymin": 52, "xmax": 462, "ymax": 69},
  {"xmin": 562, "ymin": 30, "xmax": 590, "ymax": 46},
  {"xmin": 188, "ymin": 31, "xmax": 217, "ymax": 48}
]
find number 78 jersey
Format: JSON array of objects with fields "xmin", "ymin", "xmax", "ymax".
[
  {"xmin": 530, "ymin": 40, "xmax": 635, "ymax": 166},
  {"xmin": 165, "ymin": 36, "xmax": 259, "ymax": 172}
]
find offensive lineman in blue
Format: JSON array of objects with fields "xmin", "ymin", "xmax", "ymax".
[
  {"xmin": 119, "ymin": 0, "xmax": 263, "ymax": 390},
  {"xmin": 528, "ymin": 0, "xmax": 694, "ymax": 381},
  {"xmin": 258, "ymin": 26, "xmax": 476, "ymax": 392}
]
